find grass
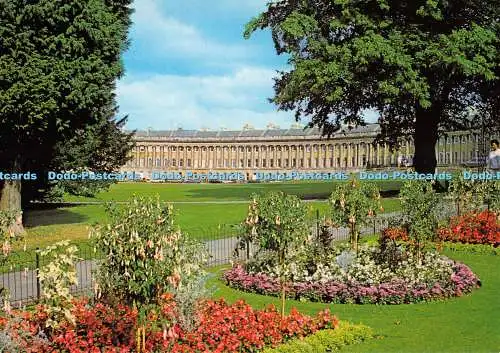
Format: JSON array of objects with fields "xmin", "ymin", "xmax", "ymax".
[
  {"xmin": 20, "ymin": 197, "xmax": 401, "ymax": 247},
  {"xmin": 209, "ymin": 250, "xmax": 500, "ymax": 353},
  {"xmin": 62, "ymin": 179, "xmax": 404, "ymax": 202}
]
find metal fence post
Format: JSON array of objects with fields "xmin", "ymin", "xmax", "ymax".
[
  {"xmin": 35, "ymin": 248, "xmax": 40, "ymax": 300},
  {"xmin": 316, "ymin": 209, "xmax": 320, "ymax": 238}
]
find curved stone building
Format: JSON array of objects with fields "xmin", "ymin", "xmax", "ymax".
[{"xmin": 120, "ymin": 124, "xmax": 493, "ymax": 180}]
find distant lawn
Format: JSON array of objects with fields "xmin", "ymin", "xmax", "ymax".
[
  {"xmin": 62, "ymin": 179, "xmax": 404, "ymax": 202},
  {"xmin": 209, "ymin": 250, "xmax": 500, "ymax": 353},
  {"xmin": 8, "ymin": 197, "xmax": 401, "ymax": 268}
]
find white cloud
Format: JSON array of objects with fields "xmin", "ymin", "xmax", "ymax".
[
  {"xmin": 117, "ymin": 66, "xmax": 295, "ymax": 130},
  {"xmin": 130, "ymin": 0, "xmax": 251, "ymax": 60}
]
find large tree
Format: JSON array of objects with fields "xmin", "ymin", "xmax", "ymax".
[
  {"xmin": 245, "ymin": 0, "xmax": 500, "ymax": 173},
  {"xmin": 0, "ymin": 0, "xmax": 133, "ymax": 215}
]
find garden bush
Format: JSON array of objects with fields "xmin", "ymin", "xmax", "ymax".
[
  {"xmin": 0, "ymin": 295, "xmax": 341, "ymax": 353},
  {"xmin": 437, "ymin": 210, "xmax": 500, "ymax": 246},
  {"xmin": 260, "ymin": 321, "xmax": 373, "ymax": 353},
  {"xmin": 224, "ymin": 243, "xmax": 480, "ymax": 304}
]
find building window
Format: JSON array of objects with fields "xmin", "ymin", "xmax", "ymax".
[
  {"xmin": 300, "ymin": 159, "xmax": 304, "ymax": 167},
  {"xmin": 239, "ymin": 159, "xmax": 244, "ymax": 168},
  {"xmin": 179, "ymin": 159, "xmax": 184, "ymax": 167},
  {"xmin": 337, "ymin": 157, "xmax": 341, "ymax": 167},
  {"xmin": 247, "ymin": 159, "xmax": 251, "ymax": 167},
  {"xmin": 292, "ymin": 158, "xmax": 296, "ymax": 167},
  {"xmin": 187, "ymin": 147, "xmax": 191, "ymax": 152},
  {"xmin": 270, "ymin": 159, "xmax": 274, "ymax": 167},
  {"xmin": 172, "ymin": 159, "xmax": 176, "ymax": 167},
  {"xmin": 224, "ymin": 160, "xmax": 229, "ymax": 167},
  {"xmin": 164, "ymin": 159, "xmax": 169, "ymax": 166},
  {"xmin": 231, "ymin": 159, "xmax": 236, "ymax": 167},
  {"xmin": 187, "ymin": 159, "xmax": 191, "ymax": 167},
  {"xmin": 321, "ymin": 145, "xmax": 326, "ymax": 151},
  {"xmin": 262, "ymin": 159, "xmax": 266, "ymax": 167},
  {"xmin": 277, "ymin": 159, "xmax": 281, "ymax": 167},
  {"xmin": 217, "ymin": 160, "xmax": 222, "ymax": 167},
  {"xmin": 306, "ymin": 145, "xmax": 311, "ymax": 152},
  {"xmin": 148, "ymin": 158, "xmax": 152, "ymax": 166},
  {"xmin": 285, "ymin": 159, "xmax": 289, "ymax": 167},
  {"xmin": 231, "ymin": 146, "xmax": 236, "ymax": 152},
  {"xmin": 255, "ymin": 159, "xmax": 259, "ymax": 167},
  {"xmin": 156, "ymin": 158, "xmax": 161, "ymax": 167}
]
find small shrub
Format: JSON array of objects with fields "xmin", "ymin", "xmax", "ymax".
[
  {"xmin": 261, "ymin": 321, "xmax": 373, "ymax": 353},
  {"xmin": 329, "ymin": 177, "xmax": 382, "ymax": 253},
  {"xmin": 37, "ymin": 240, "xmax": 80, "ymax": 330},
  {"xmin": 437, "ymin": 210, "xmax": 500, "ymax": 245}
]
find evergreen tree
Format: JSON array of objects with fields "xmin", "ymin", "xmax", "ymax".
[{"xmin": 0, "ymin": 0, "xmax": 134, "ymax": 215}]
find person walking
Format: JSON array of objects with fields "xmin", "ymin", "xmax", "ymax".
[{"xmin": 487, "ymin": 139, "xmax": 500, "ymax": 171}]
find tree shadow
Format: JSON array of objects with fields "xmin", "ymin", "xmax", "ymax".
[{"xmin": 23, "ymin": 204, "xmax": 89, "ymax": 227}]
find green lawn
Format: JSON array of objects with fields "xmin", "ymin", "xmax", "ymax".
[
  {"xmin": 21, "ymin": 198, "xmax": 401, "ymax": 247},
  {"xmin": 63, "ymin": 179, "xmax": 404, "ymax": 202},
  {"xmin": 209, "ymin": 250, "xmax": 500, "ymax": 353}
]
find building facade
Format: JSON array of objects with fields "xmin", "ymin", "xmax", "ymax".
[{"xmin": 120, "ymin": 124, "xmax": 495, "ymax": 180}]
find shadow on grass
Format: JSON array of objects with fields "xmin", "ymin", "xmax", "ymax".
[
  {"xmin": 23, "ymin": 205, "xmax": 89, "ymax": 227},
  {"xmin": 184, "ymin": 182, "xmax": 403, "ymax": 201}
]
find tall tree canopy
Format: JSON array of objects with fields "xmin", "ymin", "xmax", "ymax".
[
  {"xmin": 0, "ymin": 0, "xmax": 134, "ymax": 213},
  {"xmin": 245, "ymin": 0, "xmax": 500, "ymax": 173}
]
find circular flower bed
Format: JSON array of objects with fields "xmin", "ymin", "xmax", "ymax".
[{"xmin": 223, "ymin": 244, "xmax": 481, "ymax": 304}]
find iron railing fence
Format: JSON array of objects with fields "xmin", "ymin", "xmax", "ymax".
[{"xmin": 3, "ymin": 197, "xmax": 484, "ymax": 307}]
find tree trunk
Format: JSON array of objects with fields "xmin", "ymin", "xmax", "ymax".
[
  {"xmin": 0, "ymin": 155, "xmax": 25, "ymax": 233},
  {"xmin": 0, "ymin": 180, "xmax": 22, "ymax": 212},
  {"xmin": 413, "ymin": 105, "xmax": 440, "ymax": 174}
]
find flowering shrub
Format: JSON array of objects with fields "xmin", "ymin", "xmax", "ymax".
[
  {"xmin": 225, "ymin": 241, "xmax": 481, "ymax": 305},
  {"xmin": 381, "ymin": 227, "xmax": 409, "ymax": 242},
  {"xmin": 437, "ymin": 210, "xmax": 500, "ymax": 245},
  {"xmin": 37, "ymin": 240, "xmax": 81, "ymax": 330},
  {"xmin": 223, "ymin": 261, "xmax": 480, "ymax": 305},
  {"xmin": 0, "ymin": 295, "xmax": 340, "ymax": 353},
  {"xmin": 329, "ymin": 177, "xmax": 382, "ymax": 252}
]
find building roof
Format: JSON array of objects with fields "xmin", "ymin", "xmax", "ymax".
[{"xmin": 132, "ymin": 124, "xmax": 380, "ymax": 139}]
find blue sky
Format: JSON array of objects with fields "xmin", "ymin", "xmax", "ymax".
[{"xmin": 116, "ymin": 0, "xmax": 377, "ymax": 131}]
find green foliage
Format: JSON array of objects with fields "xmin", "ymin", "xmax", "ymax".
[
  {"xmin": 249, "ymin": 192, "xmax": 309, "ymax": 257},
  {"xmin": 0, "ymin": 0, "xmax": 133, "ymax": 205},
  {"xmin": 484, "ymin": 181, "xmax": 500, "ymax": 213},
  {"xmin": 438, "ymin": 242, "xmax": 500, "ymax": 256},
  {"xmin": 0, "ymin": 211, "xmax": 22, "ymax": 265},
  {"xmin": 244, "ymin": 0, "xmax": 500, "ymax": 172},
  {"xmin": 90, "ymin": 196, "xmax": 209, "ymax": 317},
  {"xmin": 399, "ymin": 180, "xmax": 438, "ymax": 260},
  {"xmin": 448, "ymin": 171, "xmax": 489, "ymax": 215},
  {"xmin": 261, "ymin": 322, "xmax": 373, "ymax": 353},
  {"xmin": 329, "ymin": 177, "xmax": 382, "ymax": 252},
  {"xmin": 37, "ymin": 240, "xmax": 81, "ymax": 329},
  {"xmin": 245, "ymin": 191, "xmax": 309, "ymax": 315}
]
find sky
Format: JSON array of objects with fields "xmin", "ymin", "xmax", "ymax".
[{"xmin": 116, "ymin": 0, "xmax": 378, "ymax": 131}]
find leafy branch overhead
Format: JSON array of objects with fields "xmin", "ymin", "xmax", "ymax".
[{"xmin": 245, "ymin": 0, "xmax": 500, "ymax": 172}]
